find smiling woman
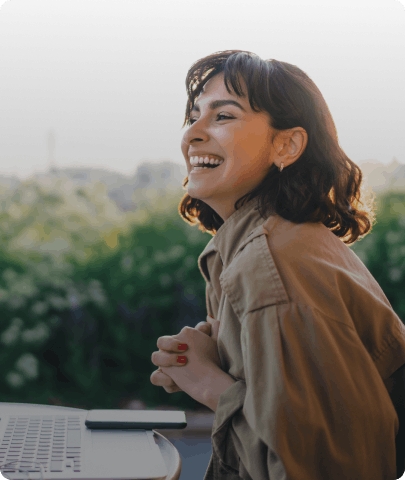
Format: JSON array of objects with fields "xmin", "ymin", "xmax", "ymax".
[
  {"xmin": 167, "ymin": 50, "xmax": 405, "ymax": 480},
  {"xmin": 178, "ymin": 49, "xmax": 375, "ymax": 244}
]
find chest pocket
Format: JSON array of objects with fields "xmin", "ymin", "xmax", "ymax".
[{"xmin": 222, "ymin": 233, "xmax": 288, "ymax": 319}]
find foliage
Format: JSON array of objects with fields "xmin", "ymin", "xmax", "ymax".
[
  {"xmin": 0, "ymin": 180, "xmax": 212, "ymax": 410},
  {"xmin": 0, "ymin": 177, "xmax": 404, "ymax": 410},
  {"xmin": 350, "ymin": 190, "xmax": 405, "ymax": 321},
  {"xmin": 0, "ymin": 175, "xmax": 152, "ymax": 264}
]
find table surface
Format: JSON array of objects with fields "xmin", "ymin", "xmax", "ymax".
[{"xmin": 0, "ymin": 402, "xmax": 181, "ymax": 480}]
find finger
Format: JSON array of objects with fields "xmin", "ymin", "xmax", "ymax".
[
  {"xmin": 150, "ymin": 369, "xmax": 181, "ymax": 390},
  {"xmin": 151, "ymin": 369, "xmax": 183, "ymax": 393},
  {"xmin": 195, "ymin": 322, "xmax": 212, "ymax": 335},
  {"xmin": 156, "ymin": 336, "xmax": 189, "ymax": 352},
  {"xmin": 156, "ymin": 335, "xmax": 173, "ymax": 350},
  {"xmin": 151, "ymin": 351, "xmax": 188, "ymax": 367},
  {"xmin": 163, "ymin": 384, "xmax": 183, "ymax": 394}
]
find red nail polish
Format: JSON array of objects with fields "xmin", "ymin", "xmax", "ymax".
[
  {"xmin": 178, "ymin": 344, "xmax": 187, "ymax": 351},
  {"xmin": 177, "ymin": 356, "xmax": 187, "ymax": 363}
]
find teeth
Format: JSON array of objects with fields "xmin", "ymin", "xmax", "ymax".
[{"xmin": 190, "ymin": 156, "xmax": 224, "ymax": 166}]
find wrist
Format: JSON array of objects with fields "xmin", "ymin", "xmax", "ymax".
[{"xmin": 202, "ymin": 369, "xmax": 237, "ymax": 412}]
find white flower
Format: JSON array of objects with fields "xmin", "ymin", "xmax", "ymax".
[
  {"xmin": 2, "ymin": 268, "xmax": 18, "ymax": 285},
  {"xmin": 87, "ymin": 280, "xmax": 107, "ymax": 307},
  {"xmin": 6, "ymin": 371, "xmax": 25, "ymax": 388},
  {"xmin": 153, "ymin": 250, "xmax": 167, "ymax": 264},
  {"xmin": 388, "ymin": 268, "xmax": 402, "ymax": 283},
  {"xmin": 47, "ymin": 295, "xmax": 68, "ymax": 310},
  {"xmin": 168, "ymin": 245, "xmax": 185, "ymax": 261},
  {"xmin": 0, "ymin": 317, "xmax": 23, "ymax": 345},
  {"xmin": 67, "ymin": 288, "xmax": 88, "ymax": 308},
  {"xmin": 7, "ymin": 295, "xmax": 26, "ymax": 311},
  {"xmin": 139, "ymin": 263, "xmax": 151, "ymax": 277},
  {"xmin": 354, "ymin": 250, "xmax": 368, "ymax": 264},
  {"xmin": 385, "ymin": 231, "xmax": 402, "ymax": 245},
  {"xmin": 0, "ymin": 288, "xmax": 8, "ymax": 303},
  {"xmin": 15, "ymin": 353, "xmax": 39, "ymax": 380},
  {"xmin": 121, "ymin": 255, "xmax": 134, "ymax": 272},
  {"xmin": 21, "ymin": 322, "xmax": 50, "ymax": 343},
  {"xmin": 31, "ymin": 301, "xmax": 49, "ymax": 316}
]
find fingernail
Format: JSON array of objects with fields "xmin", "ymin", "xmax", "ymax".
[
  {"xmin": 178, "ymin": 344, "xmax": 188, "ymax": 351},
  {"xmin": 177, "ymin": 356, "xmax": 187, "ymax": 363}
]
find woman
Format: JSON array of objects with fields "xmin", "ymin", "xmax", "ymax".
[{"xmin": 150, "ymin": 50, "xmax": 405, "ymax": 479}]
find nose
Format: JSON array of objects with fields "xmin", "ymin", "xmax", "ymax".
[{"xmin": 181, "ymin": 119, "xmax": 209, "ymax": 149}]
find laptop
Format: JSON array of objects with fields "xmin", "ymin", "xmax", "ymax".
[{"xmin": 0, "ymin": 403, "xmax": 171, "ymax": 480}]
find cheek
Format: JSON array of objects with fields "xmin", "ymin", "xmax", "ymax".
[
  {"xmin": 224, "ymin": 126, "xmax": 268, "ymax": 155},
  {"xmin": 215, "ymin": 127, "xmax": 241, "ymax": 148},
  {"xmin": 228, "ymin": 154, "xmax": 270, "ymax": 188}
]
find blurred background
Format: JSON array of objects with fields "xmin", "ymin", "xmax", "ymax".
[{"xmin": 0, "ymin": 0, "xmax": 404, "ymax": 477}]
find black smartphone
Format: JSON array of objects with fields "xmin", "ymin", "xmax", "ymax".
[{"xmin": 85, "ymin": 409, "xmax": 187, "ymax": 430}]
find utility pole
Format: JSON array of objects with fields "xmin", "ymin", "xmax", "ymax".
[{"xmin": 47, "ymin": 128, "xmax": 57, "ymax": 173}]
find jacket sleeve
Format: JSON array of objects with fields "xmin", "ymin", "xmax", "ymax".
[{"xmin": 210, "ymin": 302, "xmax": 400, "ymax": 480}]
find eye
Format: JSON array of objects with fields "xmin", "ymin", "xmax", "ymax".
[
  {"xmin": 189, "ymin": 113, "xmax": 234, "ymax": 125},
  {"xmin": 217, "ymin": 114, "xmax": 234, "ymax": 121}
]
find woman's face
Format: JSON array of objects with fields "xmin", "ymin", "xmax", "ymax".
[{"xmin": 181, "ymin": 72, "xmax": 278, "ymax": 222}]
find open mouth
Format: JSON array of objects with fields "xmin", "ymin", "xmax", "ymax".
[
  {"xmin": 192, "ymin": 163, "xmax": 222, "ymax": 172},
  {"xmin": 190, "ymin": 156, "xmax": 224, "ymax": 173}
]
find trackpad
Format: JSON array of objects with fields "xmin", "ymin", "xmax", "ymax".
[{"xmin": 90, "ymin": 430, "xmax": 158, "ymax": 475}]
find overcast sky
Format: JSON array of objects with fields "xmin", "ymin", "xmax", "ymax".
[{"xmin": 0, "ymin": 0, "xmax": 404, "ymax": 180}]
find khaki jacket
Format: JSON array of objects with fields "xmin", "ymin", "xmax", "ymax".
[{"xmin": 198, "ymin": 196, "xmax": 405, "ymax": 480}]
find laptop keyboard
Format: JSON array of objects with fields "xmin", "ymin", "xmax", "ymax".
[{"xmin": 0, "ymin": 415, "xmax": 82, "ymax": 475}]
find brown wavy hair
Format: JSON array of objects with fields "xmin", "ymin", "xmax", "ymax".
[{"xmin": 178, "ymin": 50, "xmax": 376, "ymax": 245}]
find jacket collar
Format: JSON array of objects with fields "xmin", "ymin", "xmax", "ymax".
[{"xmin": 198, "ymin": 197, "xmax": 273, "ymax": 282}]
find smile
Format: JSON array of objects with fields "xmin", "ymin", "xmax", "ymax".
[
  {"xmin": 190, "ymin": 163, "xmax": 225, "ymax": 174},
  {"xmin": 189, "ymin": 156, "xmax": 224, "ymax": 173}
]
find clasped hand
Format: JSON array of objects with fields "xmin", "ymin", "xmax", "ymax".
[{"xmin": 150, "ymin": 317, "xmax": 222, "ymax": 405}]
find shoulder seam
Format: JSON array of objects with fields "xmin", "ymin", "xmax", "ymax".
[{"xmin": 246, "ymin": 301, "xmax": 356, "ymax": 332}]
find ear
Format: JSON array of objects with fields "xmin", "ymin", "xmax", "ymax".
[{"xmin": 274, "ymin": 127, "xmax": 308, "ymax": 168}]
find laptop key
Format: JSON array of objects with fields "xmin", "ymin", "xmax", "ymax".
[
  {"xmin": 50, "ymin": 461, "xmax": 64, "ymax": 471},
  {"xmin": 67, "ymin": 429, "xmax": 81, "ymax": 448}
]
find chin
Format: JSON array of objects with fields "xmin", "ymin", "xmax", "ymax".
[{"xmin": 187, "ymin": 191, "xmax": 205, "ymax": 202}]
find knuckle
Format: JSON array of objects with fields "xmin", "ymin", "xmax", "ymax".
[
  {"xmin": 157, "ymin": 335, "xmax": 170, "ymax": 350},
  {"xmin": 150, "ymin": 369, "xmax": 168, "ymax": 386},
  {"xmin": 165, "ymin": 385, "xmax": 179, "ymax": 394}
]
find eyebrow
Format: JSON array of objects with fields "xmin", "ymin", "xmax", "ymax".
[{"xmin": 190, "ymin": 99, "xmax": 246, "ymax": 114}]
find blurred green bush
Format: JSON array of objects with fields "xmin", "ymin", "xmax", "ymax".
[
  {"xmin": 350, "ymin": 190, "xmax": 405, "ymax": 321},
  {"xmin": 0, "ymin": 180, "xmax": 403, "ymax": 411},
  {"xmin": 0, "ymin": 179, "xmax": 212, "ymax": 410}
]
